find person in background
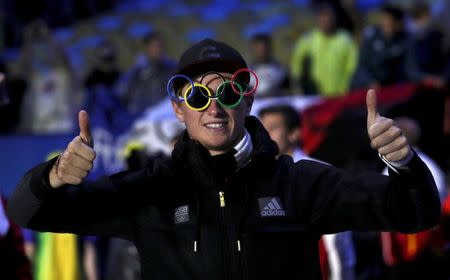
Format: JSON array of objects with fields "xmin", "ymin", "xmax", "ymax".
[
  {"xmin": 291, "ymin": 3, "xmax": 358, "ymax": 96},
  {"xmin": 311, "ymin": 0, "xmax": 361, "ymax": 37},
  {"xmin": 116, "ymin": 31, "xmax": 175, "ymax": 115},
  {"xmin": 248, "ymin": 33, "xmax": 289, "ymax": 97},
  {"xmin": 259, "ymin": 105, "xmax": 356, "ymax": 280},
  {"xmin": 431, "ymin": 0, "xmax": 450, "ymax": 54},
  {"xmin": 351, "ymin": 4, "xmax": 435, "ymax": 91},
  {"xmin": 17, "ymin": 19, "xmax": 81, "ymax": 133},
  {"xmin": 0, "ymin": 193, "xmax": 32, "ymax": 280},
  {"xmin": 408, "ymin": 1, "xmax": 448, "ymax": 89},
  {"xmin": 82, "ymin": 39, "xmax": 131, "ymax": 133},
  {"xmin": 84, "ymin": 39, "xmax": 121, "ymax": 90}
]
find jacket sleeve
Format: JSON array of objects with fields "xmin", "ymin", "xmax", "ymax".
[
  {"xmin": 295, "ymin": 151, "xmax": 441, "ymax": 234},
  {"xmin": 6, "ymin": 159, "xmax": 152, "ymax": 240}
]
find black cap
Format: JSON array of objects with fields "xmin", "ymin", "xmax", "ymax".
[{"xmin": 174, "ymin": 39, "xmax": 249, "ymax": 92}]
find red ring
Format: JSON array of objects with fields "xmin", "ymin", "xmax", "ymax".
[{"xmin": 230, "ymin": 68, "xmax": 258, "ymax": 96}]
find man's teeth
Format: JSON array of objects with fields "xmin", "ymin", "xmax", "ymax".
[{"xmin": 206, "ymin": 123, "xmax": 225, "ymax": 128}]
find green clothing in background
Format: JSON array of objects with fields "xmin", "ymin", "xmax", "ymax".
[
  {"xmin": 35, "ymin": 232, "xmax": 80, "ymax": 280},
  {"xmin": 291, "ymin": 29, "xmax": 358, "ymax": 96}
]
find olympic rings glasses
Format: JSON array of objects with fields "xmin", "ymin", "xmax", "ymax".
[{"xmin": 166, "ymin": 68, "xmax": 259, "ymax": 111}]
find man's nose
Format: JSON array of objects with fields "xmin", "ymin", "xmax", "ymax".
[{"xmin": 206, "ymin": 99, "xmax": 224, "ymax": 116}]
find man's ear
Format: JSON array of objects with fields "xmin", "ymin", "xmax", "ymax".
[
  {"xmin": 244, "ymin": 96, "xmax": 254, "ymax": 116},
  {"xmin": 288, "ymin": 127, "xmax": 300, "ymax": 146},
  {"xmin": 171, "ymin": 100, "xmax": 185, "ymax": 123}
]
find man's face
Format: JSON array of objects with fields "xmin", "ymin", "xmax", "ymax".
[
  {"xmin": 411, "ymin": 13, "xmax": 430, "ymax": 32},
  {"xmin": 251, "ymin": 41, "xmax": 271, "ymax": 62},
  {"xmin": 317, "ymin": 9, "xmax": 336, "ymax": 33},
  {"xmin": 260, "ymin": 112, "xmax": 291, "ymax": 154},
  {"xmin": 380, "ymin": 13, "xmax": 400, "ymax": 37},
  {"xmin": 172, "ymin": 72, "xmax": 253, "ymax": 155},
  {"xmin": 147, "ymin": 38, "xmax": 165, "ymax": 61}
]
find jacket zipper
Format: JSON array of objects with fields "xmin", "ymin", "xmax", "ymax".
[
  {"xmin": 218, "ymin": 190, "xmax": 233, "ymax": 280},
  {"xmin": 240, "ymin": 244, "xmax": 249, "ymax": 280},
  {"xmin": 219, "ymin": 191, "xmax": 226, "ymax": 207}
]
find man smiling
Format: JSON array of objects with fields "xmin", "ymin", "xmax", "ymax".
[
  {"xmin": 7, "ymin": 39, "xmax": 440, "ymax": 280},
  {"xmin": 172, "ymin": 71, "xmax": 251, "ymax": 156}
]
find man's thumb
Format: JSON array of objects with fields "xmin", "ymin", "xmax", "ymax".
[
  {"xmin": 78, "ymin": 110, "xmax": 93, "ymax": 147},
  {"xmin": 366, "ymin": 89, "xmax": 378, "ymax": 127}
]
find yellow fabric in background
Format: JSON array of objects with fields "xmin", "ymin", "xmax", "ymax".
[{"xmin": 35, "ymin": 232, "xmax": 80, "ymax": 280}]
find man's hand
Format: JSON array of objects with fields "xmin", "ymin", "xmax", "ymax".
[
  {"xmin": 49, "ymin": 110, "xmax": 96, "ymax": 188},
  {"xmin": 367, "ymin": 89, "xmax": 411, "ymax": 162}
]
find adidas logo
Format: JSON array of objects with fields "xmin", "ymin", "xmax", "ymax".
[
  {"xmin": 174, "ymin": 205, "xmax": 189, "ymax": 224},
  {"xmin": 258, "ymin": 197, "xmax": 286, "ymax": 217}
]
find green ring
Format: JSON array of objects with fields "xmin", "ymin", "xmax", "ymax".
[{"xmin": 216, "ymin": 80, "xmax": 244, "ymax": 109}]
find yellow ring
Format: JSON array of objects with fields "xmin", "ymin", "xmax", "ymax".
[{"xmin": 183, "ymin": 83, "xmax": 212, "ymax": 111}]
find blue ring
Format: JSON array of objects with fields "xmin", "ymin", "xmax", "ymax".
[{"xmin": 166, "ymin": 74, "xmax": 194, "ymax": 102}]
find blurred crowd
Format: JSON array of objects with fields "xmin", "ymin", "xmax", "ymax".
[{"xmin": 1, "ymin": 0, "xmax": 450, "ymax": 280}]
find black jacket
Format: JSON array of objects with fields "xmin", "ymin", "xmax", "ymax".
[
  {"xmin": 352, "ymin": 27, "xmax": 423, "ymax": 89},
  {"xmin": 7, "ymin": 117, "xmax": 440, "ymax": 280}
]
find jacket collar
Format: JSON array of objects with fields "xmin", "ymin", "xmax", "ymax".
[{"xmin": 171, "ymin": 116, "xmax": 278, "ymax": 189}]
